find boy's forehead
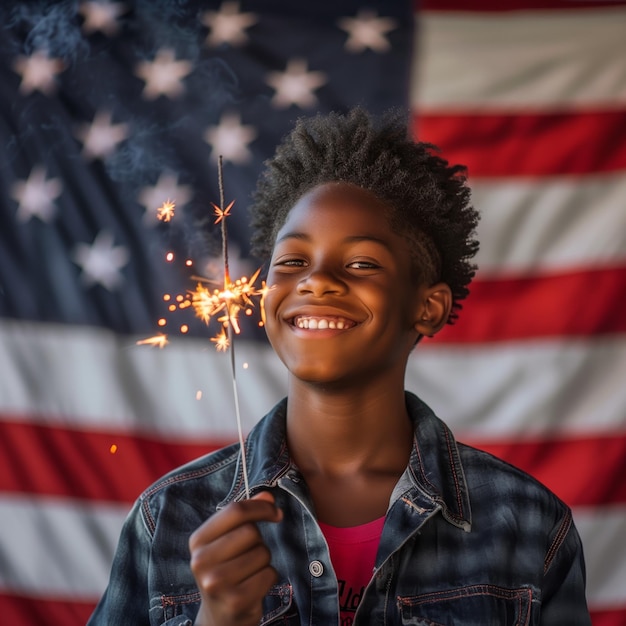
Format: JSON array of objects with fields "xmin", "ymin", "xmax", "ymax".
[
  {"xmin": 273, "ymin": 183, "xmax": 402, "ymax": 249},
  {"xmin": 284, "ymin": 182, "xmax": 392, "ymax": 223}
]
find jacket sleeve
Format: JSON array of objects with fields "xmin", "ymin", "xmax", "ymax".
[
  {"xmin": 540, "ymin": 509, "xmax": 592, "ymax": 625},
  {"xmin": 87, "ymin": 499, "xmax": 154, "ymax": 626}
]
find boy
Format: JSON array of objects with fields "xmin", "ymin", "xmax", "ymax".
[{"xmin": 88, "ymin": 108, "xmax": 591, "ymax": 625}]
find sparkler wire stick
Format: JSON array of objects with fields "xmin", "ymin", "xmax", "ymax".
[{"xmin": 217, "ymin": 155, "xmax": 250, "ymax": 499}]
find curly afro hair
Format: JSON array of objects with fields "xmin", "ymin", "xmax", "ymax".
[{"xmin": 249, "ymin": 107, "xmax": 479, "ymax": 324}]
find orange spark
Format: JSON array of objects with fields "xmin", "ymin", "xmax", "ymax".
[
  {"xmin": 110, "ymin": 444, "xmax": 118, "ymax": 454},
  {"xmin": 190, "ymin": 267, "xmax": 264, "ymax": 339},
  {"xmin": 136, "ymin": 334, "xmax": 169, "ymax": 348},
  {"xmin": 157, "ymin": 199, "xmax": 176, "ymax": 222},
  {"xmin": 212, "ymin": 199, "xmax": 234, "ymax": 224},
  {"xmin": 211, "ymin": 328, "xmax": 230, "ymax": 352}
]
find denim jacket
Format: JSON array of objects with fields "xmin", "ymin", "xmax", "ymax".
[{"xmin": 88, "ymin": 392, "xmax": 591, "ymax": 625}]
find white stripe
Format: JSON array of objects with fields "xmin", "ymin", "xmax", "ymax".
[
  {"xmin": 0, "ymin": 318, "xmax": 285, "ymax": 438},
  {"xmin": 0, "ymin": 494, "xmax": 623, "ymax": 609},
  {"xmin": 408, "ymin": 335, "xmax": 626, "ymax": 440},
  {"xmin": 413, "ymin": 9, "xmax": 626, "ymax": 110},
  {"xmin": 574, "ymin": 504, "xmax": 626, "ymax": 609},
  {"xmin": 0, "ymin": 494, "xmax": 129, "ymax": 599},
  {"xmin": 1, "ymin": 320, "xmax": 624, "ymax": 441},
  {"xmin": 472, "ymin": 173, "xmax": 626, "ymax": 275}
]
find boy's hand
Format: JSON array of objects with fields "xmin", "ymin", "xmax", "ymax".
[{"xmin": 189, "ymin": 491, "xmax": 283, "ymax": 626}]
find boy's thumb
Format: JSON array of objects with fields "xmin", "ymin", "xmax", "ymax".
[{"xmin": 250, "ymin": 491, "xmax": 283, "ymax": 521}]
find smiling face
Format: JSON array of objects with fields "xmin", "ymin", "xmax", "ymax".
[{"xmin": 264, "ymin": 182, "xmax": 432, "ymax": 389}]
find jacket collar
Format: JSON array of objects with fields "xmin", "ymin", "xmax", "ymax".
[
  {"xmin": 403, "ymin": 392, "xmax": 471, "ymax": 531},
  {"xmin": 222, "ymin": 392, "xmax": 471, "ymax": 531}
]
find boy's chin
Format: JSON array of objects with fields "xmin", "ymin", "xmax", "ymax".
[{"xmin": 286, "ymin": 364, "xmax": 365, "ymax": 391}]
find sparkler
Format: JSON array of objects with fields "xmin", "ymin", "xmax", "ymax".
[{"xmin": 137, "ymin": 157, "xmax": 271, "ymax": 499}]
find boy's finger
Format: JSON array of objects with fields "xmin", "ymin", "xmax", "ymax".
[
  {"xmin": 190, "ymin": 494, "xmax": 282, "ymax": 549},
  {"xmin": 250, "ymin": 491, "xmax": 276, "ymax": 504}
]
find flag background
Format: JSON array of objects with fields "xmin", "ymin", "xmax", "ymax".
[{"xmin": 1, "ymin": 1, "xmax": 625, "ymax": 624}]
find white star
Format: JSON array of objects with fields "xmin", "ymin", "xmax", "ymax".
[
  {"xmin": 135, "ymin": 48, "xmax": 192, "ymax": 100},
  {"xmin": 204, "ymin": 112, "xmax": 257, "ymax": 164},
  {"xmin": 79, "ymin": 1, "xmax": 127, "ymax": 36},
  {"xmin": 12, "ymin": 50, "xmax": 65, "ymax": 96},
  {"xmin": 138, "ymin": 172, "xmax": 193, "ymax": 226},
  {"xmin": 337, "ymin": 10, "xmax": 397, "ymax": 53},
  {"xmin": 266, "ymin": 58, "xmax": 327, "ymax": 109},
  {"xmin": 11, "ymin": 166, "xmax": 63, "ymax": 223},
  {"xmin": 75, "ymin": 110, "xmax": 129, "ymax": 160},
  {"xmin": 201, "ymin": 1, "xmax": 257, "ymax": 47},
  {"xmin": 73, "ymin": 230, "xmax": 129, "ymax": 291}
]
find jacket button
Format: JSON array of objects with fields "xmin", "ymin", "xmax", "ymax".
[{"xmin": 309, "ymin": 560, "xmax": 324, "ymax": 577}]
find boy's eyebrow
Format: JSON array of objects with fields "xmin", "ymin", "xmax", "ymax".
[
  {"xmin": 345, "ymin": 235, "xmax": 392, "ymax": 250},
  {"xmin": 275, "ymin": 231, "xmax": 309, "ymax": 244},
  {"xmin": 275, "ymin": 232, "xmax": 393, "ymax": 251}
]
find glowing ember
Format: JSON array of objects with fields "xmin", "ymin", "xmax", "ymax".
[
  {"xmin": 157, "ymin": 199, "xmax": 176, "ymax": 222},
  {"xmin": 212, "ymin": 199, "xmax": 234, "ymax": 224},
  {"xmin": 136, "ymin": 334, "xmax": 169, "ymax": 348},
  {"xmin": 166, "ymin": 252, "xmax": 174, "ymax": 262},
  {"xmin": 211, "ymin": 328, "xmax": 230, "ymax": 352},
  {"xmin": 189, "ymin": 267, "xmax": 264, "ymax": 337},
  {"xmin": 110, "ymin": 444, "xmax": 118, "ymax": 454}
]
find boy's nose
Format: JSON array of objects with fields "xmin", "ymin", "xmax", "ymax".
[{"xmin": 296, "ymin": 268, "xmax": 347, "ymax": 297}]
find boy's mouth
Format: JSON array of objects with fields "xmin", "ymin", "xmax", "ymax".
[{"xmin": 292, "ymin": 315, "xmax": 356, "ymax": 330}]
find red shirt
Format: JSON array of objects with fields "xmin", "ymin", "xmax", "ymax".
[{"xmin": 319, "ymin": 516, "xmax": 385, "ymax": 626}]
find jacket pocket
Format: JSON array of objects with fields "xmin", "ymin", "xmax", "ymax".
[
  {"xmin": 159, "ymin": 590, "xmax": 201, "ymax": 624},
  {"xmin": 158, "ymin": 584, "xmax": 297, "ymax": 625},
  {"xmin": 397, "ymin": 584, "xmax": 533, "ymax": 626},
  {"xmin": 261, "ymin": 583, "xmax": 298, "ymax": 625}
]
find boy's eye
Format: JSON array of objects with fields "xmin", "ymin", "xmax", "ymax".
[
  {"xmin": 347, "ymin": 260, "xmax": 380, "ymax": 270},
  {"xmin": 274, "ymin": 258, "xmax": 306, "ymax": 267}
]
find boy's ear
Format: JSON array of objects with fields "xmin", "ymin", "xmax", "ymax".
[{"xmin": 413, "ymin": 283, "xmax": 453, "ymax": 337}]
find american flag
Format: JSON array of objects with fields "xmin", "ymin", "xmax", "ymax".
[{"xmin": 0, "ymin": 1, "xmax": 624, "ymax": 624}]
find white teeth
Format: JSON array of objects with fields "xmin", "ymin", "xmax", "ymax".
[{"xmin": 295, "ymin": 316, "xmax": 351, "ymax": 330}]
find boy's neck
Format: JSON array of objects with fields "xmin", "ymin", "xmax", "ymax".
[{"xmin": 285, "ymin": 376, "xmax": 413, "ymax": 478}]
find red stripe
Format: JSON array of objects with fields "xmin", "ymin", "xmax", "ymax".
[
  {"xmin": 418, "ymin": 0, "xmax": 626, "ymax": 11},
  {"xmin": 464, "ymin": 434, "xmax": 626, "ymax": 509},
  {"xmin": 412, "ymin": 110, "xmax": 626, "ymax": 177},
  {"xmin": 0, "ymin": 592, "xmax": 622, "ymax": 626},
  {"xmin": 589, "ymin": 607, "xmax": 626, "ymax": 626},
  {"xmin": 428, "ymin": 266, "xmax": 626, "ymax": 344},
  {"xmin": 0, "ymin": 418, "xmax": 232, "ymax": 504},
  {"xmin": 0, "ymin": 592, "xmax": 96, "ymax": 625},
  {"xmin": 2, "ymin": 418, "xmax": 625, "ymax": 508}
]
